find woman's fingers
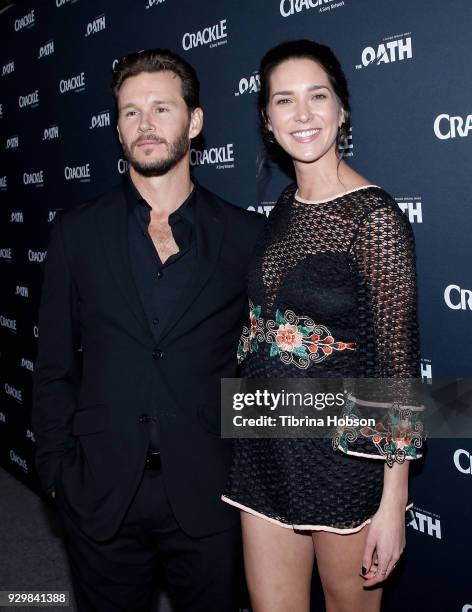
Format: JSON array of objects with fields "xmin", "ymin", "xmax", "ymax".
[{"xmin": 360, "ymin": 534, "xmax": 376, "ymax": 577}]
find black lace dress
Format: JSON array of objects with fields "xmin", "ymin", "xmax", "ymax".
[{"xmin": 222, "ymin": 184, "xmax": 423, "ymax": 533}]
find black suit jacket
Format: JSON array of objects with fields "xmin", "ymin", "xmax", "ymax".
[{"xmin": 32, "ymin": 182, "xmax": 265, "ymax": 541}]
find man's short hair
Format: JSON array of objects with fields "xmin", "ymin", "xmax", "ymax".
[{"xmin": 112, "ymin": 48, "xmax": 200, "ymax": 111}]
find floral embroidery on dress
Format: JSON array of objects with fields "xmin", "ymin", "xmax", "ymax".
[
  {"xmin": 332, "ymin": 399, "xmax": 424, "ymax": 466},
  {"xmin": 237, "ymin": 301, "xmax": 356, "ymax": 369}
]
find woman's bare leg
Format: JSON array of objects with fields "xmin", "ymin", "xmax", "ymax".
[
  {"xmin": 312, "ymin": 525, "xmax": 383, "ymax": 612},
  {"xmin": 241, "ymin": 512, "xmax": 315, "ymax": 612}
]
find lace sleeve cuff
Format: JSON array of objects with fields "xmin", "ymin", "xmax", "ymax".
[{"xmin": 332, "ymin": 394, "xmax": 425, "ymax": 467}]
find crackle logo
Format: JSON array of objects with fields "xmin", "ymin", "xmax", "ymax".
[
  {"xmin": 395, "ymin": 197, "xmax": 423, "ymax": 224},
  {"xmin": 434, "ymin": 113, "xmax": 472, "ymax": 140},
  {"xmin": 0, "ymin": 248, "xmax": 12, "ymax": 261},
  {"xmin": 407, "ymin": 507, "xmax": 441, "ymax": 539},
  {"xmin": 48, "ymin": 210, "xmax": 60, "ymax": 223},
  {"xmin": 454, "ymin": 449, "xmax": 472, "ymax": 475},
  {"xmin": 0, "ymin": 412, "xmax": 6, "ymax": 424},
  {"xmin": 0, "ymin": 103, "xmax": 3, "ymax": 118},
  {"xmin": 28, "ymin": 249, "xmax": 47, "ymax": 263},
  {"xmin": 59, "ymin": 71, "xmax": 86, "ymax": 94},
  {"xmin": 43, "ymin": 124, "xmax": 59, "ymax": 141},
  {"xmin": 38, "ymin": 40, "xmax": 55, "ymax": 59},
  {"xmin": 0, "ymin": 315, "xmax": 17, "ymax": 333},
  {"xmin": 247, "ymin": 202, "xmax": 275, "ymax": 217},
  {"xmin": 145, "ymin": 0, "xmax": 166, "ymax": 8},
  {"xmin": 23, "ymin": 171, "xmax": 44, "ymax": 187},
  {"xmin": 118, "ymin": 158, "xmax": 129, "ymax": 175},
  {"xmin": 18, "ymin": 89, "xmax": 39, "ymax": 109},
  {"xmin": 444, "ymin": 284, "xmax": 472, "ymax": 311},
  {"xmin": 10, "ymin": 449, "xmax": 28, "ymax": 472},
  {"xmin": 234, "ymin": 71, "xmax": 260, "ymax": 97},
  {"xmin": 5, "ymin": 383, "xmax": 22, "ymax": 403},
  {"xmin": 26, "ymin": 429, "xmax": 36, "ymax": 442},
  {"xmin": 85, "ymin": 14, "xmax": 106, "ymax": 37},
  {"xmin": 190, "ymin": 144, "xmax": 234, "ymax": 170},
  {"xmin": 2, "ymin": 60, "xmax": 15, "ymax": 76},
  {"xmin": 279, "ymin": 0, "xmax": 344, "ymax": 18},
  {"xmin": 5, "ymin": 135, "xmax": 19, "ymax": 150},
  {"xmin": 0, "ymin": 176, "xmax": 7, "ymax": 190},
  {"xmin": 14, "ymin": 9, "xmax": 35, "ymax": 31},
  {"xmin": 182, "ymin": 19, "xmax": 227, "ymax": 51},
  {"xmin": 356, "ymin": 35, "xmax": 412, "ymax": 69},
  {"xmin": 64, "ymin": 163, "xmax": 91, "ymax": 182},
  {"xmin": 89, "ymin": 110, "xmax": 110, "ymax": 130}
]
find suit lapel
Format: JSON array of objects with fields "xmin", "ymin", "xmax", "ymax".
[
  {"xmin": 155, "ymin": 184, "xmax": 224, "ymax": 344},
  {"xmin": 97, "ymin": 188, "xmax": 152, "ymax": 343}
]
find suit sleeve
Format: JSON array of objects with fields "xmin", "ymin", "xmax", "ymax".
[{"xmin": 32, "ymin": 213, "xmax": 81, "ymax": 493}]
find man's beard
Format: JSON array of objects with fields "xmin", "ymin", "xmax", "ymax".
[{"xmin": 123, "ymin": 123, "xmax": 190, "ymax": 178}]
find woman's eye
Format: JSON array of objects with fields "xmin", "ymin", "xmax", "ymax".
[
  {"xmin": 313, "ymin": 94, "xmax": 327, "ymax": 100},
  {"xmin": 276, "ymin": 98, "xmax": 291, "ymax": 105}
]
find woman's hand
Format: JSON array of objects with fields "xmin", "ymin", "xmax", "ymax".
[{"xmin": 360, "ymin": 503, "xmax": 406, "ymax": 588}]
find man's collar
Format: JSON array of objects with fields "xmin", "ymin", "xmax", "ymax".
[{"xmin": 123, "ymin": 172, "xmax": 195, "ymax": 224}]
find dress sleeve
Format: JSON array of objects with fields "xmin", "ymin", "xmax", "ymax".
[{"xmin": 332, "ymin": 198, "xmax": 425, "ymax": 465}]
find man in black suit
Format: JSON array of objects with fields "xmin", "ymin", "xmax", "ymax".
[{"xmin": 33, "ymin": 48, "xmax": 264, "ymax": 612}]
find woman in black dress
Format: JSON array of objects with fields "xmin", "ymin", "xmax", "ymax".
[{"xmin": 222, "ymin": 40, "xmax": 424, "ymax": 612}]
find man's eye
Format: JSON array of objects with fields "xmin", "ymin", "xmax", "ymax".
[
  {"xmin": 156, "ymin": 107, "xmax": 169, "ymax": 113},
  {"xmin": 126, "ymin": 111, "xmax": 137, "ymax": 117}
]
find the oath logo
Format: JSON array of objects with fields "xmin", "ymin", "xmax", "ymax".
[
  {"xmin": 0, "ymin": 315, "xmax": 17, "ymax": 332},
  {"xmin": 118, "ymin": 158, "xmax": 129, "ymax": 174},
  {"xmin": 190, "ymin": 144, "xmax": 234, "ymax": 170},
  {"xmin": 85, "ymin": 14, "xmax": 106, "ymax": 37},
  {"xmin": 420, "ymin": 359, "xmax": 432, "ymax": 382},
  {"xmin": 434, "ymin": 113, "xmax": 472, "ymax": 140},
  {"xmin": 5, "ymin": 135, "xmax": 19, "ymax": 150},
  {"xmin": 357, "ymin": 34, "xmax": 412, "ymax": 69},
  {"xmin": 10, "ymin": 449, "xmax": 28, "ymax": 473},
  {"xmin": 59, "ymin": 72, "xmax": 86, "ymax": 94},
  {"xmin": 407, "ymin": 507, "xmax": 441, "ymax": 539},
  {"xmin": 5, "ymin": 383, "xmax": 22, "ymax": 403},
  {"xmin": 444, "ymin": 284, "xmax": 472, "ymax": 311},
  {"xmin": 396, "ymin": 197, "xmax": 423, "ymax": 223},
  {"xmin": 21, "ymin": 358, "xmax": 34, "ymax": 372},
  {"xmin": 247, "ymin": 202, "xmax": 275, "ymax": 217},
  {"xmin": 15, "ymin": 285, "xmax": 29, "ymax": 298},
  {"xmin": 89, "ymin": 110, "xmax": 110, "ymax": 130},
  {"xmin": 279, "ymin": 0, "xmax": 343, "ymax": 18},
  {"xmin": 454, "ymin": 449, "xmax": 472, "ymax": 475},
  {"xmin": 64, "ymin": 163, "xmax": 91, "ymax": 182},
  {"xmin": 38, "ymin": 40, "xmax": 55, "ymax": 59},
  {"xmin": 19, "ymin": 89, "xmax": 39, "ymax": 109},
  {"xmin": 10, "ymin": 211, "xmax": 23, "ymax": 223},
  {"xmin": 0, "ymin": 176, "xmax": 7, "ymax": 190},
  {"xmin": 182, "ymin": 19, "xmax": 227, "ymax": 51},
  {"xmin": 28, "ymin": 249, "xmax": 47, "ymax": 263},
  {"xmin": 2, "ymin": 60, "xmax": 15, "ymax": 76},
  {"xmin": 338, "ymin": 126, "xmax": 353, "ymax": 157},
  {"xmin": 0, "ymin": 248, "xmax": 12, "ymax": 261},
  {"xmin": 234, "ymin": 71, "xmax": 260, "ymax": 97},
  {"xmin": 146, "ymin": 0, "xmax": 166, "ymax": 8},
  {"xmin": 14, "ymin": 9, "xmax": 35, "ymax": 31},
  {"xmin": 23, "ymin": 171, "xmax": 44, "ymax": 187},
  {"xmin": 43, "ymin": 124, "xmax": 59, "ymax": 141}
]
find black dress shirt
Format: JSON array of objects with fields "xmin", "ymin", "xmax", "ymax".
[{"xmin": 125, "ymin": 174, "xmax": 197, "ymax": 449}]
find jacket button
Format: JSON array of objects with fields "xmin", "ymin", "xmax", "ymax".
[
  {"xmin": 139, "ymin": 414, "xmax": 150, "ymax": 424},
  {"xmin": 152, "ymin": 348, "xmax": 163, "ymax": 360}
]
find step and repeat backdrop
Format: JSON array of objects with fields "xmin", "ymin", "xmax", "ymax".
[{"xmin": 0, "ymin": 0, "xmax": 471, "ymax": 610}]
